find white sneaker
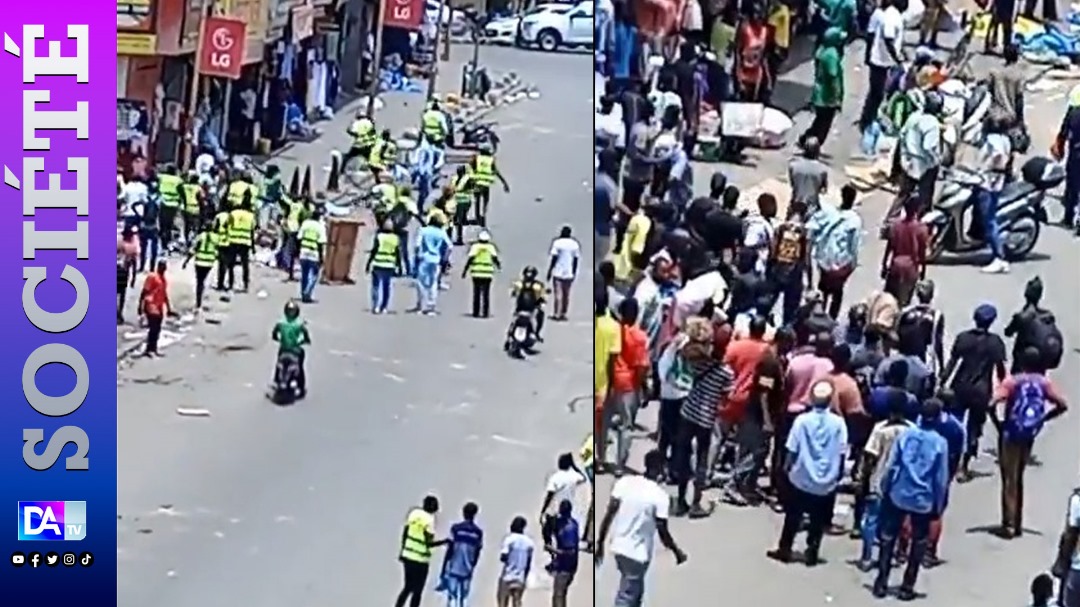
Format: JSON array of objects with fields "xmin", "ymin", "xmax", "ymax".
[{"xmin": 981, "ymin": 259, "xmax": 1010, "ymax": 274}]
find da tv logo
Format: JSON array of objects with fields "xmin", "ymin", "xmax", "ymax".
[{"xmin": 18, "ymin": 502, "xmax": 86, "ymax": 541}]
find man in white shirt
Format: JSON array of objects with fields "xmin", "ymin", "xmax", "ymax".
[
  {"xmin": 547, "ymin": 225, "xmax": 581, "ymax": 320},
  {"xmin": 883, "ymin": 92, "xmax": 943, "ymax": 233},
  {"xmin": 539, "ymin": 452, "xmax": 587, "ymax": 544},
  {"xmin": 596, "ymin": 96, "xmax": 627, "ymax": 154},
  {"xmin": 122, "ymin": 179, "xmax": 148, "ymax": 229},
  {"xmin": 597, "ymin": 450, "xmax": 687, "ymax": 607},
  {"xmin": 859, "ymin": 0, "xmax": 906, "ymax": 132},
  {"xmin": 1055, "ymin": 489, "xmax": 1080, "ymax": 607}
]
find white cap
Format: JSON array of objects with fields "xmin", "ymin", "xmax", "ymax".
[
  {"xmin": 811, "ymin": 381, "xmax": 835, "ymax": 405},
  {"xmin": 478, "ymin": 230, "xmax": 491, "ymax": 242}
]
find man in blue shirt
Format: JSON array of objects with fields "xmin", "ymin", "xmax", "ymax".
[
  {"xmin": 595, "ymin": 149, "xmax": 619, "ymax": 270},
  {"xmin": 414, "ymin": 215, "xmax": 453, "ymax": 315},
  {"xmin": 546, "ymin": 500, "xmax": 580, "ymax": 607},
  {"xmin": 768, "ymin": 380, "xmax": 848, "ymax": 566},
  {"xmin": 411, "ymin": 134, "xmax": 444, "ymax": 213},
  {"xmin": 438, "ymin": 502, "xmax": 483, "ymax": 607},
  {"xmin": 874, "ymin": 398, "xmax": 950, "ymax": 601},
  {"xmin": 874, "ymin": 335, "xmax": 935, "ymax": 401},
  {"xmin": 867, "ymin": 359, "xmax": 920, "ymax": 422}
]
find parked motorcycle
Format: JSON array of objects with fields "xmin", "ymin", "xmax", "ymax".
[{"xmin": 921, "ymin": 156, "xmax": 1063, "ymax": 262}]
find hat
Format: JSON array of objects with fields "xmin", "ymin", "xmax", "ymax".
[
  {"xmin": 477, "ymin": 230, "xmax": 491, "ymax": 242},
  {"xmin": 811, "ymin": 380, "xmax": 834, "ymax": 405},
  {"xmin": 973, "ymin": 303, "xmax": 997, "ymax": 326}
]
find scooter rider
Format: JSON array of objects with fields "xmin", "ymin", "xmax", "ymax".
[
  {"xmin": 271, "ymin": 300, "xmax": 311, "ymax": 397},
  {"xmin": 508, "ymin": 266, "xmax": 547, "ymax": 344}
]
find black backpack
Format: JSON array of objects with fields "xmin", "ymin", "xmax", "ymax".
[{"xmin": 1028, "ymin": 310, "xmax": 1064, "ymax": 370}]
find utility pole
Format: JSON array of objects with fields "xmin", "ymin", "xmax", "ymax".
[
  {"xmin": 365, "ymin": 1, "xmax": 386, "ymax": 117},
  {"xmin": 181, "ymin": 0, "xmax": 217, "ymax": 170},
  {"xmin": 424, "ymin": 0, "xmax": 448, "ymax": 102}
]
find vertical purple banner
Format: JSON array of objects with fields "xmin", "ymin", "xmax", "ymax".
[{"xmin": 0, "ymin": 7, "xmax": 116, "ymax": 603}]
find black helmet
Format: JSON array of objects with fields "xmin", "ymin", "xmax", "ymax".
[
  {"xmin": 284, "ymin": 300, "xmax": 300, "ymax": 319},
  {"xmin": 522, "ymin": 265, "xmax": 538, "ymax": 280},
  {"xmin": 848, "ymin": 303, "xmax": 868, "ymax": 325}
]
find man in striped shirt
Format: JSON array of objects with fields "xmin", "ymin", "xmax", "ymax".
[{"xmin": 674, "ymin": 322, "xmax": 735, "ymax": 518}]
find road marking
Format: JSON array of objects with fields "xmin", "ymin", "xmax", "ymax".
[
  {"xmin": 384, "ymin": 372, "xmax": 405, "ymax": 383},
  {"xmin": 490, "ymin": 434, "xmax": 534, "ymax": 448},
  {"xmin": 449, "ymin": 363, "xmax": 467, "ymax": 370}
]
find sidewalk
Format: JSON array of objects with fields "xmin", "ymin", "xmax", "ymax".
[{"xmin": 116, "ymin": 58, "xmax": 528, "ymax": 363}]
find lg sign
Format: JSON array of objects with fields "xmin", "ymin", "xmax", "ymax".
[
  {"xmin": 383, "ymin": 0, "xmax": 424, "ymax": 29},
  {"xmin": 198, "ymin": 16, "xmax": 246, "ymax": 79}
]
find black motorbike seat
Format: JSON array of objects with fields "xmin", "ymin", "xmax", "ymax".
[{"xmin": 998, "ymin": 180, "xmax": 1036, "ymax": 205}]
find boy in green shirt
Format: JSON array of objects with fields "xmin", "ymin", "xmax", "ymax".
[
  {"xmin": 801, "ymin": 27, "xmax": 846, "ymax": 148},
  {"xmin": 272, "ymin": 301, "xmax": 311, "ymax": 396}
]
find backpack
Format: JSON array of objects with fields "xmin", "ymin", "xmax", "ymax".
[
  {"xmin": 1028, "ymin": 311, "xmax": 1064, "ymax": 370},
  {"xmin": 1004, "ymin": 375, "xmax": 1048, "ymax": 442}
]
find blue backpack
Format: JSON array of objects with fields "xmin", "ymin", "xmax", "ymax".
[{"xmin": 1005, "ymin": 376, "xmax": 1048, "ymax": 442}]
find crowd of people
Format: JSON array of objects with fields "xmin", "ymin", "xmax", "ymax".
[{"xmin": 592, "ymin": 0, "xmax": 1075, "ymax": 604}]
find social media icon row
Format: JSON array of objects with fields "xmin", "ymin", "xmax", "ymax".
[{"xmin": 10, "ymin": 551, "xmax": 92, "ymax": 568}]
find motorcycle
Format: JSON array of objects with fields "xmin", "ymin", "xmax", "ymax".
[
  {"xmin": 921, "ymin": 156, "xmax": 1062, "ymax": 262},
  {"xmin": 505, "ymin": 311, "xmax": 537, "ymax": 358},
  {"xmin": 270, "ymin": 352, "xmax": 305, "ymax": 405},
  {"xmin": 458, "ymin": 121, "xmax": 500, "ymax": 152}
]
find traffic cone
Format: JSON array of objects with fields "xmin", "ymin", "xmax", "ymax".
[
  {"xmin": 288, "ymin": 167, "xmax": 301, "ymax": 199},
  {"xmin": 327, "ymin": 150, "xmax": 342, "ymax": 192},
  {"xmin": 301, "ymin": 165, "xmax": 313, "ymax": 198}
]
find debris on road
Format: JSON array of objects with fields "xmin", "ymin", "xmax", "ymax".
[{"xmin": 175, "ymin": 407, "xmax": 211, "ymax": 418}]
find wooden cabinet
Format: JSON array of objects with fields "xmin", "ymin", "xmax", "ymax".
[{"xmin": 323, "ymin": 218, "xmax": 363, "ymax": 284}]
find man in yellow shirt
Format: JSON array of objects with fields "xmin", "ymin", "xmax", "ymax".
[
  {"xmin": 614, "ymin": 206, "xmax": 652, "ymax": 286},
  {"xmin": 593, "ymin": 290, "xmax": 621, "ymax": 474}
]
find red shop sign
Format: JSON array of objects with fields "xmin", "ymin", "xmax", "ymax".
[
  {"xmin": 198, "ymin": 16, "xmax": 247, "ymax": 80},
  {"xmin": 383, "ymin": 0, "xmax": 424, "ymax": 30}
]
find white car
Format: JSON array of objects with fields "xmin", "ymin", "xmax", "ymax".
[
  {"xmin": 518, "ymin": 1, "xmax": 594, "ymax": 52},
  {"xmin": 483, "ymin": 4, "xmax": 569, "ymax": 45}
]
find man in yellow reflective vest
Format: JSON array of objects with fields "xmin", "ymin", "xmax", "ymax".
[
  {"xmin": 467, "ymin": 143, "xmax": 510, "ymax": 227},
  {"xmin": 225, "ymin": 171, "xmax": 257, "ymax": 210},
  {"xmin": 448, "ymin": 166, "xmax": 474, "ymax": 245},
  {"xmin": 368, "ymin": 129, "xmax": 397, "ymax": 182},
  {"xmin": 395, "ymin": 495, "xmax": 446, "ymax": 607},
  {"xmin": 213, "ymin": 207, "xmax": 232, "ymax": 291},
  {"xmin": 280, "ymin": 195, "xmax": 306, "ymax": 281},
  {"xmin": 181, "ymin": 224, "xmax": 218, "ymax": 311},
  {"xmin": 296, "ymin": 207, "xmax": 327, "ymax": 303},
  {"xmin": 343, "ymin": 110, "xmax": 378, "ymax": 170},
  {"xmin": 181, "ymin": 171, "xmax": 204, "ymax": 245},
  {"xmin": 365, "ymin": 220, "xmax": 404, "ymax": 314},
  {"xmin": 421, "ymin": 100, "xmax": 448, "ymax": 147},
  {"xmin": 157, "ymin": 165, "xmax": 183, "ymax": 250},
  {"xmin": 460, "ymin": 230, "xmax": 501, "ymax": 318},
  {"xmin": 226, "ymin": 197, "xmax": 257, "ymax": 292}
]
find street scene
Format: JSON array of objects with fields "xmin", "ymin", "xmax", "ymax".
[
  {"xmin": 117, "ymin": 3, "xmax": 594, "ymax": 605},
  {"xmin": 594, "ymin": 1, "xmax": 1080, "ymax": 606}
]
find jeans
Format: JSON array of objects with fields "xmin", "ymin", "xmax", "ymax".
[
  {"xmin": 999, "ymin": 437, "xmax": 1032, "ymax": 532},
  {"xmin": 777, "ymin": 486, "xmax": 833, "ymax": 556},
  {"xmin": 775, "ymin": 278, "xmax": 804, "ymax": 326},
  {"xmin": 138, "ymin": 229, "xmax": 159, "ymax": 272},
  {"xmin": 416, "ymin": 260, "xmax": 441, "ymax": 312},
  {"xmin": 415, "ymin": 174, "xmax": 432, "ymax": 212},
  {"xmin": 860, "ymin": 495, "xmax": 882, "ymax": 563},
  {"xmin": 1065, "ymin": 154, "xmax": 1080, "ymax": 226},
  {"xmin": 1062, "ymin": 567, "xmax": 1080, "ymax": 607},
  {"xmin": 859, "ymin": 65, "xmax": 890, "ymax": 131},
  {"xmin": 730, "ymin": 419, "xmax": 770, "ymax": 491},
  {"xmin": 673, "ymin": 420, "xmax": 713, "ymax": 491},
  {"xmin": 599, "ymin": 392, "xmax": 634, "ymax": 472},
  {"xmin": 876, "ymin": 499, "xmax": 932, "ymax": 591},
  {"xmin": 977, "ymin": 188, "xmax": 1005, "ymax": 260},
  {"xmin": 613, "ymin": 554, "xmax": 649, "ymax": 607},
  {"xmin": 299, "ymin": 259, "xmax": 320, "ymax": 301},
  {"xmin": 657, "ymin": 398, "xmax": 684, "ymax": 469},
  {"xmin": 440, "ymin": 574, "xmax": 472, "ymax": 607},
  {"xmin": 371, "ymin": 267, "xmax": 394, "ymax": 312}
]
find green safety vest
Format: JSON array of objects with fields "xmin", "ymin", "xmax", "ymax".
[
  {"xmin": 472, "ymin": 154, "xmax": 494, "ymax": 187},
  {"xmin": 192, "ymin": 232, "xmax": 217, "ymax": 267},
  {"xmin": 285, "ymin": 202, "xmax": 303, "ymax": 233},
  {"xmin": 369, "ymin": 141, "xmax": 396, "ymax": 170},
  {"xmin": 181, "ymin": 183, "xmax": 201, "ymax": 214},
  {"xmin": 298, "ymin": 220, "xmax": 323, "ymax": 259},
  {"xmin": 214, "ymin": 211, "xmax": 231, "ymax": 248},
  {"xmin": 158, "ymin": 174, "xmax": 182, "ymax": 207},
  {"xmin": 421, "ymin": 110, "xmax": 445, "ymax": 142},
  {"xmin": 227, "ymin": 181, "xmax": 251, "ymax": 209},
  {"xmin": 351, "ymin": 118, "xmax": 377, "ymax": 147},
  {"xmin": 228, "ymin": 209, "xmax": 255, "ymax": 246},
  {"xmin": 372, "ymin": 232, "xmax": 400, "ymax": 269},
  {"xmin": 400, "ymin": 509, "xmax": 433, "ymax": 563},
  {"xmin": 454, "ymin": 175, "xmax": 473, "ymax": 207},
  {"xmin": 467, "ymin": 242, "xmax": 497, "ymax": 278}
]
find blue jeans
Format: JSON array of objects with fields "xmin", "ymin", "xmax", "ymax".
[
  {"xmin": 976, "ymin": 188, "xmax": 1005, "ymax": 260},
  {"xmin": 860, "ymin": 495, "xmax": 882, "ymax": 563},
  {"xmin": 370, "ymin": 267, "xmax": 394, "ymax": 312},
  {"xmin": 415, "ymin": 174, "xmax": 432, "ymax": 213},
  {"xmin": 415, "ymin": 260, "xmax": 440, "ymax": 312},
  {"xmin": 299, "ymin": 259, "xmax": 320, "ymax": 301},
  {"xmin": 1064, "ymin": 153, "xmax": 1080, "ymax": 226},
  {"xmin": 614, "ymin": 554, "xmax": 649, "ymax": 607},
  {"xmin": 138, "ymin": 228, "xmax": 159, "ymax": 272},
  {"xmin": 875, "ymin": 498, "xmax": 932, "ymax": 591},
  {"xmin": 439, "ymin": 573, "xmax": 472, "ymax": 607}
]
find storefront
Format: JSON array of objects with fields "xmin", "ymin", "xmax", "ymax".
[{"xmin": 118, "ymin": 0, "xmax": 161, "ymax": 171}]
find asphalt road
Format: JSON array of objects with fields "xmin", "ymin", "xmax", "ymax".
[
  {"xmin": 596, "ymin": 37, "xmax": 1080, "ymax": 607},
  {"xmin": 117, "ymin": 49, "xmax": 594, "ymax": 607}
]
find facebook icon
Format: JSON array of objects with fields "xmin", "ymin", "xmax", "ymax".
[{"xmin": 18, "ymin": 501, "xmax": 87, "ymax": 541}]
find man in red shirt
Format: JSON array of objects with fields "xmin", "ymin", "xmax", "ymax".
[
  {"xmin": 880, "ymin": 196, "xmax": 929, "ymax": 307},
  {"xmin": 139, "ymin": 259, "xmax": 171, "ymax": 357},
  {"xmin": 606, "ymin": 298, "xmax": 650, "ymax": 475},
  {"xmin": 722, "ymin": 315, "xmax": 773, "ymax": 504},
  {"xmin": 734, "ymin": 4, "xmax": 774, "ymax": 103}
]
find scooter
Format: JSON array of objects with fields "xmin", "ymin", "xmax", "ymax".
[
  {"xmin": 270, "ymin": 352, "xmax": 305, "ymax": 405},
  {"xmin": 504, "ymin": 311, "xmax": 537, "ymax": 359},
  {"xmin": 921, "ymin": 156, "xmax": 1063, "ymax": 262}
]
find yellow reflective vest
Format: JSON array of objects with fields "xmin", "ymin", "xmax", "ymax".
[
  {"xmin": 471, "ymin": 154, "xmax": 495, "ymax": 187},
  {"xmin": 372, "ymin": 232, "xmax": 400, "ymax": 269},
  {"xmin": 467, "ymin": 242, "xmax": 497, "ymax": 278},
  {"xmin": 191, "ymin": 231, "xmax": 218, "ymax": 268},
  {"xmin": 298, "ymin": 219, "xmax": 324, "ymax": 261},
  {"xmin": 350, "ymin": 117, "xmax": 377, "ymax": 148},
  {"xmin": 226, "ymin": 180, "xmax": 252, "ymax": 209},
  {"xmin": 228, "ymin": 209, "xmax": 255, "ymax": 247},
  {"xmin": 400, "ymin": 508, "xmax": 434, "ymax": 563},
  {"xmin": 158, "ymin": 174, "xmax": 183, "ymax": 208},
  {"xmin": 181, "ymin": 183, "xmax": 201, "ymax": 215},
  {"xmin": 421, "ymin": 110, "xmax": 445, "ymax": 142}
]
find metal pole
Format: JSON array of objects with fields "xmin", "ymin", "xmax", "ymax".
[
  {"xmin": 365, "ymin": 0, "xmax": 386, "ymax": 117},
  {"xmin": 425, "ymin": 0, "xmax": 448, "ymax": 102},
  {"xmin": 182, "ymin": 0, "xmax": 215, "ymax": 170}
]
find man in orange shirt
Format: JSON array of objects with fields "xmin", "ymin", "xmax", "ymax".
[
  {"xmin": 607, "ymin": 298, "xmax": 650, "ymax": 476},
  {"xmin": 139, "ymin": 259, "xmax": 171, "ymax": 357},
  {"xmin": 722, "ymin": 315, "xmax": 773, "ymax": 504}
]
